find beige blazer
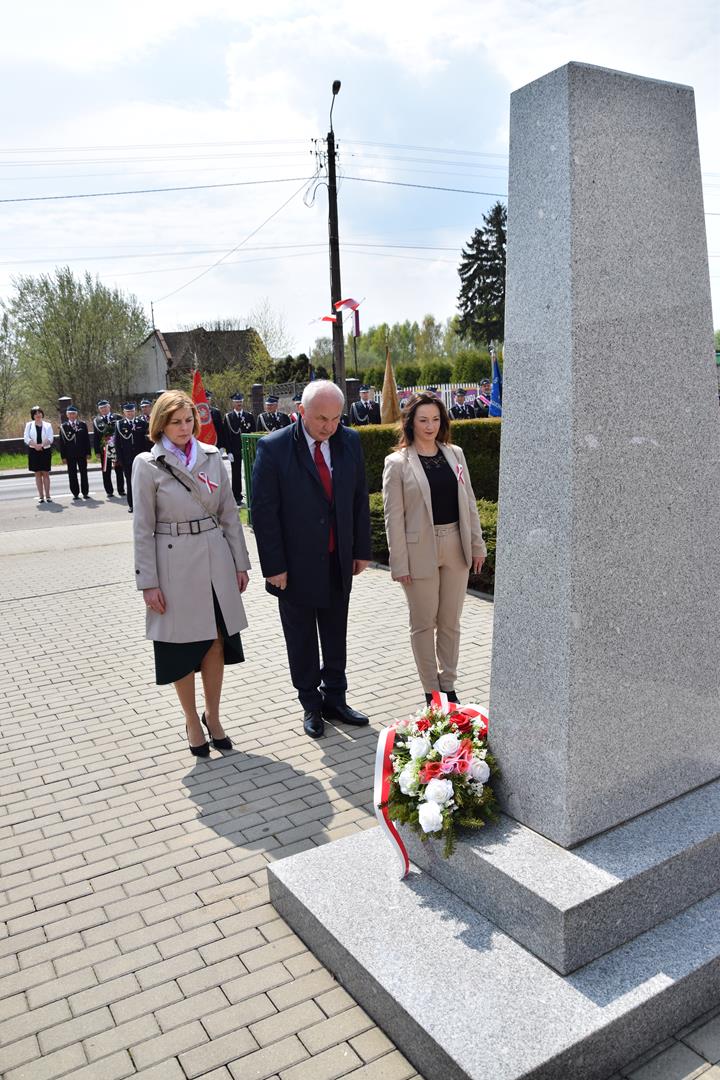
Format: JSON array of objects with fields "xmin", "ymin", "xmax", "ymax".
[
  {"xmin": 382, "ymin": 443, "xmax": 486, "ymax": 580},
  {"xmin": 132, "ymin": 441, "xmax": 251, "ymax": 643}
]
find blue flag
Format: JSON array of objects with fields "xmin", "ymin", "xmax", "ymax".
[{"xmin": 489, "ymin": 355, "xmax": 503, "ymax": 417}]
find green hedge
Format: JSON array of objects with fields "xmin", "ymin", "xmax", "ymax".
[
  {"xmin": 369, "ymin": 493, "xmax": 497, "ymax": 595},
  {"xmin": 357, "ymin": 419, "xmax": 501, "ymax": 499}
]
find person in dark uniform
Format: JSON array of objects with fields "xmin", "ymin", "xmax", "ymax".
[
  {"xmin": 137, "ymin": 399, "xmax": 154, "ymax": 450},
  {"xmin": 257, "ymin": 394, "xmax": 291, "ymax": 432},
  {"xmin": 206, "ymin": 391, "xmax": 225, "ymax": 448},
  {"xmin": 425, "ymin": 386, "xmax": 440, "ymax": 399},
  {"xmin": 93, "ymin": 400, "xmax": 125, "ymax": 496},
  {"xmin": 289, "ymin": 394, "xmax": 302, "ymax": 423},
  {"xmin": 59, "ymin": 405, "xmax": 91, "ymax": 499},
  {"xmin": 350, "ymin": 385, "xmax": 381, "ymax": 425},
  {"xmin": 449, "ymin": 388, "xmax": 475, "ymax": 420},
  {"xmin": 223, "ymin": 392, "xmax": 255, "ymax": 505},
  {"xmin": 475, "ymin": 379, "xmax": 492, "ymax": 418},
  {"xmin": 114, "ymin": 402, "xmax": 147, "ymax": 513}
]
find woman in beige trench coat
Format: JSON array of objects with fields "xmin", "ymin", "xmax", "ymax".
[
  {"xmin": 132, "ymin": 390, "xmax": 251, "ymax": 756},
  {"xmin": 382, "ymin": 393, "xmax": 486, "ymax": 705}
]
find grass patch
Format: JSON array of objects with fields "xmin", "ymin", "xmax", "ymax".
[{"xmin": 0, "ymin": 453, "xmax": 102, "ymax": 471}]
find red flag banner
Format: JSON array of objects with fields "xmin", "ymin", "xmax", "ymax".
[{"xmin": 191, "ymin": 369, "xmax": 217, "ymax": 445}]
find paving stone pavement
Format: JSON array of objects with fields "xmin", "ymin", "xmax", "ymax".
[{"xmin": 0, "ymin": 515, "xmax": 718, "ymax": 1080}]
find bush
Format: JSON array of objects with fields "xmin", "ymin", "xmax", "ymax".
[
  {"xmin": 453, "ymin": 349, "xmax": 491, "ymax": 383},
  {"xmin": 368, "ymin": 493, "xmax": 497, "ymax": 595},
  {"xmin": 395, "ymin": 364, "xmax": 420, "ymax": 387},
  {"xmin": 419, "ymin": 360, "xmax": 452, "ymax": 384},
  {"xmin": 357, "ymin": 418, "xmax": 500, "ymax": 499}
]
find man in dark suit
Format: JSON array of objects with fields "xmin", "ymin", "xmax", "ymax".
[
  {"xmin": 251, "ymin": 380, "xmax": 372, "ymax": 739},
  {"xmin": 137, "ymin": 399, "xmax": 154, "ymax": 450},
  {"xmin": 92, "ymin": 399, "xmax": 125, "ymax": 497},
  {"xmin": 59, "ymin": 405, "xmax": 91, "ymax": 499},
  {"xmin": 257, "ymin": 394, "xmax": 291, "ymax": 432},
  {"xmin": 114, "ymin": 402, "xmax": 147, "ymax": 513},
  {"xmin": 475, "ymin": 379, "xmax": 492, "ymax": 418},
  {"xmin": 223, "ymin": 392, "xmax": 255, "ymax": 505},
  {"xmin": 350, "ymin": 385, "xmax": 381, "ymax": 425},
  {"xmin": 449, "ymin": 387, "xmax": 475, "ymax": 420}
]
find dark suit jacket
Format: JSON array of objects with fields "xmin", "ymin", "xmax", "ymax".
[{"xmin": 251, "ymin": 419, "xmax": 372, "ymax": 608}]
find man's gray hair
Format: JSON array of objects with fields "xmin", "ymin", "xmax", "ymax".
[{"xmin": 301, "ymin": 380, "xmax": 345, "ymax": 409}]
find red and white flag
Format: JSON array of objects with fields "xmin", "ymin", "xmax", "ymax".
[
  {"xmin": 191, "ymin": 369, "xmax": 216, "ymax": 446},
  {"xmin": 334, "ymin": 297, "xmax": 361, "ymax": 337}
]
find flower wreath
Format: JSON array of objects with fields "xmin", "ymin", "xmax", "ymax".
[{"xmin": 376, "ymin": 692, "xmax": 499, "ymax": 869}]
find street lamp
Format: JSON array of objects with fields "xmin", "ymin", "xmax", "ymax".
[{"xmin": 327, "ymin": 80, "xmax": 345, "ymax": 397}]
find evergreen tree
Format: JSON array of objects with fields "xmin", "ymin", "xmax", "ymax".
[{"xmin": 457, "ymin": 201, "xmax": 507, "ymax": 346}]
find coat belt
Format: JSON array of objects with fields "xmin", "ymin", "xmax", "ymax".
[{"xmin": 155, "ymin": 518, "xmax": 218, "ymax": 536}]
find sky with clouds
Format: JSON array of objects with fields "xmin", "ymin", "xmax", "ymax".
[{"xmin": 0, "ymin": 0, "xmax": 717, "ymax": 354}]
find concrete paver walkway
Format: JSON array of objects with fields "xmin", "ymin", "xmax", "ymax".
[{"xmin": 0, "ymin": 517, "xmax": 718, "ymax": 1080}]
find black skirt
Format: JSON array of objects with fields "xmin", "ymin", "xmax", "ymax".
[
  {"xmin": 153, "ymin": 590, "xmax": 244, "ymax": 685},
  {"xmin": 28, "ymin": 447, "xmax": 52, "ymax": 472}
]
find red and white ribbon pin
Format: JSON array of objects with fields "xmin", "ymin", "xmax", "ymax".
[
  {"xmin": 374, "ymin": 727, "xmax": 410, "ymax": 879},
  {"xmin": 198, "ymin": 471, "xmax": 218, "ymax": 495},
  {"xmin": 456, "ymin": 463, "xmax": 465, "ymax": 485}
]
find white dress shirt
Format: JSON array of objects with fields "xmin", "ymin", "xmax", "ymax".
[{"xmin": 302, "ymin": 422, "xmax": 332, "ymax": 474}]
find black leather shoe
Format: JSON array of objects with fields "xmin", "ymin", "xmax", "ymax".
[
  {"xmin": 303, "ymin": 710, "xmax": 325, "ymax": 738},
  {"xmin": 446, "ymin": 691, "xmax": 460, "ymax": 704},
  {"xmin": 321, "ymin": 703, "xmax": 369, "ymax": 726},
  {"xmin": 425, "ymin": 692, "xmax": 433, "ymax": 705},
  {"xmin": 201, "ymin": 711, "xmax": 232, "ymax": 750}
]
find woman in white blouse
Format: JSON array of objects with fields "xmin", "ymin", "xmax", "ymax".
[{"xmin": 23, "ymin": 407, "xmax": 55, "ymax": 504}]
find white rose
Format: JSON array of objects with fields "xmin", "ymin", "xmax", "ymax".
[
  {"xmin": 409, "ymin": 737, "xmax": 431, "ymax": 760},
  {"xmin": 398, "ymin": 764, "xmax": 419, "ymax": 795},
  {"xmin": 424, "ymin": 778, "xmax": 454, "ymax": 805},
  {"xmin": 435, "ymin": 733, "xmax": 460, "ymax": 757},
  {"xmin": 470, "ymin": 758, "xmax": 490, "ymax": 784},
  {"xmin": 418, "ymin": 801, "xmax": 443, "ymax": 833}
]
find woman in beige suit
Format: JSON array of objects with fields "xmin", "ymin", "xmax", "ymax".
[
  {"xmin": 132, "ymin": 390, "xmax": 251, "ymax": 757},
  {"xmin": 382, "ymin": 393, "xmax": 486, "ymax": 705}
]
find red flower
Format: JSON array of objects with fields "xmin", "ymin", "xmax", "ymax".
[
  {"xmin": 415, "ymin": 718, "xmax": 432, "ymax": 732},
  {"xmin": 420, "ymin": 761, "xmax": 443, "ymax": 782},
  {"xmin": 452, "ymin": 714, "xmax": 473, "ymax": 734}
]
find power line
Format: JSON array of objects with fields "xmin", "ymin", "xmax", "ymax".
[
  {"xmin": 343, "ymin": 176, "xmax": 507, "ymax": 198},
  {"xmin": 153, "ymin": 176, "xmax": 314, "ymax": 303},
  {"xmin": 0, "ymin": 176, "xmax": 309, "ymax": 204}
]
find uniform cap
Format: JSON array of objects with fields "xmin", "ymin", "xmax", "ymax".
[
  {"xmin": 205, "ymin": 391, "xmax": 213, "ymax": 400},
  {"xmin": 292, "ymin": 394, "xmax": 302, "ymax": 403},
  {"xmin": 122, "ymin": 402, "xmax": 136, "ymax": 410},
  {"xmin": 140, "ymin": 398, "xmax": 152, "ymax": 406},
  {"xmin": 265, "ymin": 395, "xmax": 279, "ymax": 404},
  {"xmin": 66, "ymin": 405, "xmax": 78, "ymax": 413},
  {"xmin": 231, "ymin": 392, "xmax": 244, "ymax": 401},
  {"xmin": 359, "ymin": 384, "xmax": 370, "ymax": 391},
  {"xmin": 426, "ymin": 386, "xmax": 438, "ymax": 394},
  {"xmin": 455, "ymin": 388, "xmax": 466, "ymax": 396},
  {"xmin": 97, "ymin": 399, "xmax": 110, "ymax": 407}
]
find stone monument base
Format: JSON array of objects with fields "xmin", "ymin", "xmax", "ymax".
[{"xmin": 268, "ymin": 829, "xmax": 720, "ymax": 1080}]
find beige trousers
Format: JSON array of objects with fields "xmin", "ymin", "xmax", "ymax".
[{"xmin": 402, "ymin": 522, "xmax": 468, "ymax": 692}]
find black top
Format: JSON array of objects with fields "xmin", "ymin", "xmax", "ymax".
[
  {"xmin": 418, "ymin": 449, "xmax": 459, "ymax": 525},
  {"xmin": 35, "ymin": 424, "xmax": 42, "ymax": 443}
]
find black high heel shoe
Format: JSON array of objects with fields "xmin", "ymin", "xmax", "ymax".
[
  {"xmin": 201, "ymin": 712, "xmax": 232, "ymax": 751},
  {"xmin": 186, "ymin": 723, "xmax": 210, "ymax": 758}
]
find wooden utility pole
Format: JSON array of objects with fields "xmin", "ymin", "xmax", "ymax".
[{"xmin": 327, "ymin": 81, "xmax": 346, "ymax": 398}]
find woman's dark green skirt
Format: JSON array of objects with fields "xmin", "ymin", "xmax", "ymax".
[{"xmin": 153, "ymin": 591, "xmax": 244, "ymax": 685}]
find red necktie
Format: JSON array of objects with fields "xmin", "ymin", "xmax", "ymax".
[{"xmin": 314, "ymin": 441, "xmax": 335, "ymax": 553}]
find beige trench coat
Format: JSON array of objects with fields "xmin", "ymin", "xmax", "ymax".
[
  {"xmin": 132, "ymin": 441, "xmax": 251, "ymax": 643},
  {"xmin": 382, "ymin": 443, "xmax": 486, "ymax": 580}
]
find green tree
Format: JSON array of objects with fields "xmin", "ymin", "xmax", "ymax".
[
  {"xmin": 715, "ymin": 329, "xmax": 720, "ymax": 350},
  {"xmin": 457, "ymin": 201, "xmax": 507, "ymax": 346},
  {"xmin": 419, "ymin": 360, "xmax": 452, "ymax": 384},
  {"xmin": 0, "ymin": 311, "xmax": 21, "ymax": 435},
  {"xmin": 395, "ymin": 364, "xmax": 421, "ymax": 387},
  {"xmin": 8, "ymin": 267, "xmax": 148, "ymax": 416},
  {"xmin": 453, "ymin": 349, "xmax": 491, "ymax": 382}
]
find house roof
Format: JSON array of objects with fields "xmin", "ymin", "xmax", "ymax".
[{"xmin": 139, "ymin": 327, "xmax": 266, "ymax": 371}]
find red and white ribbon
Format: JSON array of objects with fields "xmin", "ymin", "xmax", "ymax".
[
  {"xmin": 456, "ymin": 463, "xmax": 465, "ymax": 485},
  {"xmin": 430, "ymin": 691, "xmax": 488, "ymax": 738},
  {"xmin": 374, "ymin": 727, "xmax": 410, "ymax": 879},
  {"xmin": 198, "ymin": 471, "xmax": 218, "ymax": 495}
]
